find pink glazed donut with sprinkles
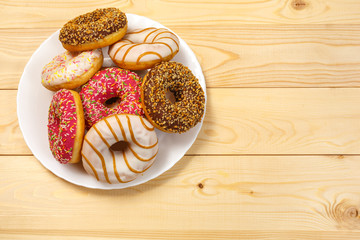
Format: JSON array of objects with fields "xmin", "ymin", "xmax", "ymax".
[
  {"xmin": 41, "ymin": 49, "xmax": 103, "ymax": 91},
  {"xmin": 48, "ymin": 89, "xmax": 85, "ymax": 164},
  {"xmin": 80, "ymin": 67, "xmax": 144, "ymax": 129}
]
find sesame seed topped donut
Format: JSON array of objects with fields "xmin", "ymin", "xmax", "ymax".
[
  {"xmin": 141, "ymin": 62, "xmax": 206, "ymax": 133},
  {"xmin": 59, "ymin": 8, "xmax": 127, "ymax": 52}
]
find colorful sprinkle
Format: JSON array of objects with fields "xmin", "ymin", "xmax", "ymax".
[
  {"xmin": 47, "ymin": 89, "xmax": 79, "ymax": 164},
  {"xmin": 41, "ymin": 49, "xmax": 102, "ymax": 89},
  {"xmin": 80, "ymin": 67, "xmax": 144, "ymax": 129}
]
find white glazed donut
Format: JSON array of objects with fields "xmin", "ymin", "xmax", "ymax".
[
  {"xmin": 108, "ymin": 27, "xmax": 180, "ymax": 70},
  {"xmin": 81, "ymin": 114, "xmax": 158, "ymax": 184},
  {"xmin": 41, "ymin": 49, "xmax": 103, "ymax": 91}
]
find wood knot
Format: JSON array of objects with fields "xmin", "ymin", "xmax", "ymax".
[
  {"xmin": 330, "ymin": 199, "xmax": 360, "ymax": 229},
  {"xmin": 291, "ymin": 0, "xmax": 308, "ymax": 10},
  {"xmin": 194, "ymin": 178, "xmax": 219, "ymax": 196},
  {"xmin": 346, "ymin": 207, "xmax": 359, "ymax": 218}
]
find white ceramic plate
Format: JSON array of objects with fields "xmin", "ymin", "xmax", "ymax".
[{"xmin": 17, "ymin": 13, "xmax": 207, "ymax": 189}]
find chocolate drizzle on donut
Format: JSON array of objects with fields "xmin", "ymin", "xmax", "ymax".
[
  {"xmin": 142, "ymin": 62, "xmax": 205, "ymax": 133},
  {"xmin": 59, "ymin": 8, "xmax": 127, "ymax": 45}
]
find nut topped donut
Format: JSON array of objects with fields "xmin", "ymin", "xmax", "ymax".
[
  {"xmin": 141, "ymin": 62, "xmax": 205, "ymax": 133},
  {"xmin": 108, "ymin": 27, "xmax": 180, "ymax": 70},
  {"xmin": 59, "ymin": 8, "xmax": 127, "ymax": 52}
]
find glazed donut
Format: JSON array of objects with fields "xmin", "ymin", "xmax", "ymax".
[
  {"xmin": 80, "ymin": 67, "xmax": 144, "ymax": 129},
  {"xmin": 81, "ymin": 114, "xmax": 158, "ymax": 183},
  {"xmin": 141, "ymin": 61, "xmax": 205, "ymax": 133},
  {"xmin": 108, "ymin": 27, "xmax": 180, "ymax": 70},
  {"xmin": 41, "ymin": 49, "xmax": 103, "ymax": 91},
  {"xmin": 48, "ymin": 89, "xmax": 85, "ymax": 164},
  {"xmin": 59, "ymin": 8, "xmax": 127, "ymax": 52}
]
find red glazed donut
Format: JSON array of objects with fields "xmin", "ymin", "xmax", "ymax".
[
  {"xmin": 80, "ymin": 67, "xmax": 144, "ymax": 129},
  {"xmin": 48, "ymin": 89, "xmax": 85, "ymax": 164}
]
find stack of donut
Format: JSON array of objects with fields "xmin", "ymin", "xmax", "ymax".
[{"xmin": 41, "ymin": 8, "xmax": 205, "ymax": 184}]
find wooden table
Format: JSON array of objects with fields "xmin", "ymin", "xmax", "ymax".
[{"xmin": 2, "ymin": 0, "xmax": 360, "ymax": 239}]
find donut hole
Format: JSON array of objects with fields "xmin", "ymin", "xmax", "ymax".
[
  {"xmin": 110, "ymin": 140, "xmax": 129, "ymax": 152},
  {"xmin": 104, "ymin": 96, "xmax": 121, "ymax": 109},
  {"xmin": 165, "ymin": 90, "xmax": 176, "ymax": 104}
]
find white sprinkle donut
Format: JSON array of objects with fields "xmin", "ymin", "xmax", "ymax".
[
  {"xmin": 81, "ymin": 114, "xmax": 158, "ymax": 184},
  {"xmin": 108, "ymin": 27, "xmax": 180, "ymax": 70},
  {"xmin": 41, "ymin": 49, "xmax": 103, "ymax": 91}
]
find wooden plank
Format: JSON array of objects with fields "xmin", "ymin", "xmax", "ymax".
[
  {"xmin": 5, "ymin": 88, "xmax": 360, "ymax": 155},
  {"xmin": 1, "ymin": 0, "xmax": 360, "ymax": 29},
  {"xmin": 1, "ymin": 230, "xmax": 360, "ymax": 240},
  {"xmin": 191, "ymin": 88, "xmax": 360, "ymax": 154},
  {"xmin": 0, "ymin": 91, "xmax": 29, "ymax": 154},
  {"xmin": 1, "ymin": 155, "xmax": 360, "ymax": 234},
  {"xmin": 190, "ymin": 24, "xmax": 360, "ymax": 88},
  {"xmin": 0, "ymin": 29, "xmax": 57, "ymax": 89},
  {"xmin": 3, "ymin": 25, "xmax": 360, "ymax": 89}
]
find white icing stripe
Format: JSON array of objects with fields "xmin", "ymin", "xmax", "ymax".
[
  {"xmin": 81, "ymin": 115, "xmax": 158, "ymax": 184},
  {"xmin": 109, "ymin": 27, "xmax": 179, "ymax": 64}
]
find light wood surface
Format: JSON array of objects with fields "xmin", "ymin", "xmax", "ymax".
[{"xmin": 2, "ymin": 0, "xmax": 360, "ymax": 239}]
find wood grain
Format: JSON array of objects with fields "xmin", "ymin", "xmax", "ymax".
[
  {"xmin": 1, "ymin": 0, "xmax": 360, "ymax": 29},
  {"xmin": 6, "ymin": 88, "xmax": 360, "ymax": 155},
  {"xmin": 0, "ymin": 29, "xmax": 52, "ymax": 89},
  {"xmin": 0, "ymin": 91, "xmax": 28, "ymax": 154},
  {"xmin": 2, "ymin": 155, "xmax": 360, "ymax": 237},
  {"xmin": 4, "ymin": 24, "xmax": 360, "ymax": 89},
  {"xmin": 189, "ymin": 24, "xmax": 360, "ymax": 88},
  {"xmin": 1, "ymin": 230, "xmax": 360, "ymax": 240},
  {"xmin": 193, "ymin": 88, "xmax": 360, "ymax": 155},
  {"xmin": 3, "ymin": 0, "xmax": 360, "ymax": 238}
]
